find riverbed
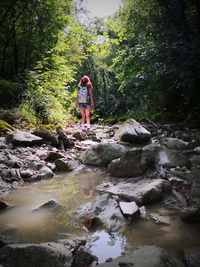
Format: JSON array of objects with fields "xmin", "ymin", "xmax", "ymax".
[{"xmin": 0, "ymin": 167, "xmax": 200, "ymax": 264}]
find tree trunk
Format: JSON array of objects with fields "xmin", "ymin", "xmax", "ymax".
[
  {"xmin": 13, "ymin": 23, "xmax": 18, "ymax": 75},
  {"xmin": 1, "ymin": 37, "xmax": 11, "ymax": 78}
]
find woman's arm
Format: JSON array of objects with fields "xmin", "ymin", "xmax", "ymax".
[
  {"xmin": 88, "ymin": 85, "xmax": 94, "ymax": 109},
  {"xmin": 76, "ymin": 89, "xmax": 79, "ymax": 109}
]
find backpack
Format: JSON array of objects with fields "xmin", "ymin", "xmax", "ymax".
[{"xmin": 77, "ymin": 85, "xmax": 89, "ymax": 103}]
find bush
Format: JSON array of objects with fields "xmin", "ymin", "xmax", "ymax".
[{"xmin": 0, "ymin": 79, "xmax": 25, "ymax": 108}]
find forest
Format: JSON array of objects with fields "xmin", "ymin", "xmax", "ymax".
[{"xmin": 0, "ymin": 0, "xmax": 200, "ymax": 125}]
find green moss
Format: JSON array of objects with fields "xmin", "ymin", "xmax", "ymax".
[{"xmin": 0, "ymin": 119, "xmax": 14, "ymax": 133}]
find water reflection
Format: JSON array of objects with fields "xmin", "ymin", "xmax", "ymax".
[
  {"xmin": 86, "ymin": 231, "xmax": 126, "ymax": 263},
  {"xmin": 0, "ymin": 167, "xmax": 110, "ymax": 242}
]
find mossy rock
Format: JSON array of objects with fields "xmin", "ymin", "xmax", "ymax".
[{"xmin": 0, "ymin": 119, "xmax": 14, "ymax": 134}]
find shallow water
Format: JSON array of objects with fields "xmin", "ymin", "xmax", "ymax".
[{"xmin": 0, "ymin": 167, "xmax": 200, "ymax": 263}]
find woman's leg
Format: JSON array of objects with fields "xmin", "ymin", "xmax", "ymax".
[
  {"xmin": 81, "ymin": 109, "xmax": 86, "ymax": 129},
  {"xmin": 85, "ymin": 108, "xmax": 91, "ymax": 129}
]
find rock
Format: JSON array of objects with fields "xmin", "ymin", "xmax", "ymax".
[
  {"xmin": 108, "ymin": 148, "xmax": 154, "ymax": 178},
  {"xmin": 180, "ymin": 206, "xmax": 200, "ymax": 222},
  {"xmin": 20, "ymin": 169, "xmax": 34, "ymax": 179},
  {"xmin": 150, "ymin": 213, "xmax": 170, "ymax": 225},
  {"xmin": 0, "ymin": 137, "xmax": 7, "ymax": 149},
  {"xmin": 0, "ymin": 242, "xmax": 73, "ymax": 267},
  {"xmin": 7, "ymin": 130, "xmax": 43, "ymax": 146},
  {"xmin": 33, "ymin": 128, "xmax": 59, "ymax": 146},
  {"xmin": 56, "ymin": 127, "xmax": 74, "ymax": 148},
  {"xmin": 0, "ymin": 200, "xmax": 10, "ymax": 211},
  {"xmin": 190, "ymin": 155, "xmax": 200, "ymax": 166},
  {"xmin": 26, "ymin": 162, "xmax": 54, "ymax": 182},
  {"xmin": 114, "ymin": 119, "xmax": 151, "ymax": 144},
  {"xmin": 164, "ymin": 137, "xmax": 189, "ymax": 150},
  {"xmin": 194, "ymin": 147, "xmax": 200, "ymax": 154},
  {"xmin": 54, "ymin": 158, "xmax": 73, "ymax": 172},
  {"xmin": 0, "ymin": 168, "xmax": 22, "ymax": 183},
  {"xmin": 72, "ymin": 247, "xmax": 98, "ymax": 267},
  {"xmin": 33, "ymin": 199, "xmax": 60, "ymax": 212},
  {"xmin": 73, "ymin": 130, "xmax": 87, "ymax": 141},
  {"xmin": 45, "ymin": 151, "xmax": 65, "ymax": 162},
  {"xmin": 75, "ymin": 194, "xmax": 126, "ymax": 232},
  {"xmin": 97, "ymin": 179, "xmax": 171, "ymax": 205},
  {"xmin": 171, "ymin": 190, "xmax": 187, "ymax": 207},
  {"xmin": 98, "ymin": 245, "xmax": 185, "ymax": 267},
  {"xmin": 155, "ymin": 147, "xmax": 190, "ymax": 169},
  {"xmin": 0, "ymin": 178, "xmax": 11, "ymax": 195},
  {"xmin": 81, "ymin": 143, "xmax": 125, "ymax": 167},
  {"xmin": 184, "ymin": 247, "xmax": 200, "ymax": 267},
  {"xmin": 119, "ymin": 201, "xmax": 139, "ymax": 216},
  {"xmin": 190, "ymin": 181, "xmax": 200, "ymax": 199}
]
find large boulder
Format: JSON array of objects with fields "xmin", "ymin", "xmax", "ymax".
[
  {"xmin": 98, "ymin": 245, "xmax": 185, "ymax": 267},
  {"xmin": 26, "ymin": 162, "xmax": 54, "ymax": 182},
  {"xmin": 33, "ymin": 128, "xmax": 59, "ymax": 147},
  {"xmin": 114, "ymin": 119, "xmax": 151, "ymax": 144},
  {"xmin": 81, "ymin": 143, "xmax": 125, "ymax": 167},
  {"xmin": 108, "ymin": 148, "xmax": 154, "ymax": 178},
  {"xmin": 0, "ymin": 242, "xmax": 73, "ymax": 267},
  {"xmin": 97, "ymin": 179, "xmax": 171, "ymax": 205},
  {"xmin": 7, "ymin": 130, "xmax": 43, "ymax": 146},
  {"xmin": 75, "ymin": 194, "xmax": 126, "ymax": 232}
]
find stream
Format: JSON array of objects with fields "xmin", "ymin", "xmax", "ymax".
[{"xmin": 1, "ymin": 167, "xmax": 200, "ymax": 264}]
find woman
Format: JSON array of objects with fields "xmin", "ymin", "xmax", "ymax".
[{"xmin": 76, "ymin": 75, "xmax": 94, "ymax": 131}]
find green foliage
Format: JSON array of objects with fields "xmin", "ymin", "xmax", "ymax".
[
  {"xmin": 20, "ymin": 18, "xmax": 88, "ymax": 124},
  {"xmin": 0, "ymin": 79, "xmax": 25, "ymax": 107},
  {"xmin": 2, "ymin": 0, "xmax": 200, "ymax": 124},
  {"xmin": 0, "ymin": 119, "xmax": 14, "ymax": 133},
  {"xmin": 0, "ymin": 0, "xmax": 72, "ymax": 79}
]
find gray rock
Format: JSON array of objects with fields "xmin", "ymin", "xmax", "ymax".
[
  {"xmin": 0, "ymin": 178, "xmax": 11, "ymax": 195},
  {"xmin": 81, "ymin": 143, "xmax": 125, "ymax": 167},
  {"xmin": 164, "ymin": 137, "xmax": 188, "ymax": 150},
  {"xmin": 184, "ymin": 247, "xmax": 200, "ymax": 267},
  {"xmin": 55, "ymin": 158, "xmax": 73, "ymax": 172},
  {"xmin": 7, "ymin": 130, "xmax": 43, "ymax": 146},
  {"xmin": 45, "ymin": 151, "xmax": 65, "ymax": 162},
  {"xmin": 155, "ymin": 147, "xmax": 190, "ymax": 168},
  {"xmin": 119, "ymin": 201, "xmax": 139, "ymax": 216},
  {"xmin": 0, "ymin": 137, "xmax": 7, "ymax": 149},
  {"xmin": 98, "ymin": 245, "xmax": 185, "ymax": 267},
  {"xmin": 20, "ymin": 169, "xmax": 34, "ymax": 179},
  {"xmin": 33, "ymin": 128, "xmax": 59, "ymax": 146},
  {"xmin": 32, "ymin": 199, "xmax": 60, "ymax": 212},
  {"xmin": 75, "ymin": 194, "xmax": 126, "ymax": 232},
  {"xmin": 180, "ymin": 206, "xmax": 200, "ymax": 222},
  {"xmin": 108, "ymin": 148, "xmax": 154, "ymax": 178},
  {"xmin": 72, "ymin": 247, "xmax": 98, "ymax": 267},
  {"xmin": 0, "ymin": 242, "xmax": 72, "ymax": 267},
  {"xmin": 97, "ymin": 179, "xmax": 171, "ymax": 205},
  {"xmin": 194, "ymin": 147, "xmax": 200, "ymax": 154},
  {"xmin": 73, "ymin": 130, "xmax": 87, "ymax": 141},
  {"xmin": 190, "ymin": 155, "xmax": 200, "ymax": 167},
  {"xmin": 114, "ymin": 119, "xmax": 151, "ymax": 144},
  {"xmin": 26, "ymin": 163, "xmax": 54, "ymax": 182}
]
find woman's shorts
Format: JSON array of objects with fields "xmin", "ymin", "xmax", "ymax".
[{"xmin": 79, "ymin": 103, "xmax": 91, "ymax": 109}]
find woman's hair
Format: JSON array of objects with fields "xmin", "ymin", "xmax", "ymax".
[{"xmin": 80, "ymin": 75, "xmax": 92, "ymax": 87}]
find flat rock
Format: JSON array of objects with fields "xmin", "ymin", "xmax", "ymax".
[
  {"xmin": 119, "ymin": 201, "xmax": 139, "ymax": 216},
  {"xmin": 7, "ymin": 131, "xmax": 43, "ymax": 146},
  {"xmin": 97, "ymin": 179, "xmax": 171, "ymax": 205}
]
